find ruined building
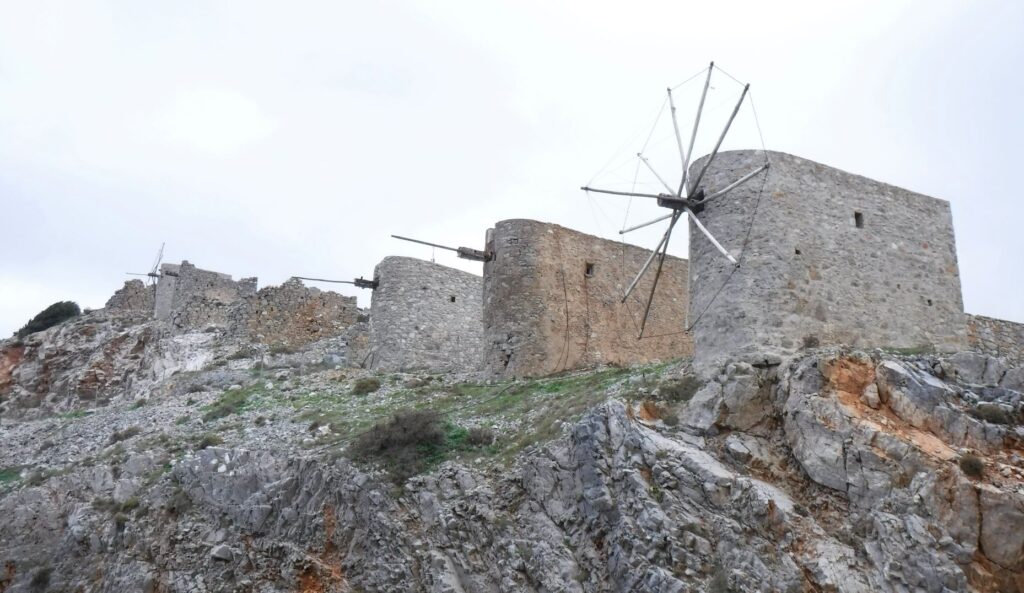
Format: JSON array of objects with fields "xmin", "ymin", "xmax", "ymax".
[
  {"xmin": 104, "ymin": 261, "xmax": 360, "ymax": 350},
  {"xmin": 233, "ymin": 278, "xmax": 360, "ymax": 349},
  {"xmin": 104, "ymin": 279, "xmax": 154, "ymax": 317},
  {"xmin": 483, "ymin": 220, "xmax": 691, "ymax": 377},
  {"xmin": 154, "ymin": 261, "xmax": 258, "ymax": 331},
  {"xmin": 367, "ymin": 256, "xmax": 484, "ymax": 372}
]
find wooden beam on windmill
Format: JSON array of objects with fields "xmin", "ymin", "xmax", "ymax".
[
  {"xmin": 292, "ymin": 276, "xmax": 379, "ymax": 289},
  {"xmin": 391, "ymin": 235, "xmax": 491, "ymax": 262}
]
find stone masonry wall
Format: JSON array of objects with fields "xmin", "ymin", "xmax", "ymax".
[
  {"xmin": 688, "ymin": 150, "xmax": 967, "ymax": 371},
  {"xmin": 235, "ymin": 278, "xmax": 360, "ymax": 349},
  {"xmin": 968, "ymin": 314, "xmax": 1024, "ymax": 366},
  {"xmin": 483, "ymin": 219, "xmax": 691, "ymax": 378},
  {"xmin": 154, "ymin": 261, "xmax": 257, "ymax": 332},
  {"xmin": 104, "ymin": 279, "xmax": 154, "ymax": 316},
  {"xmin": 368, "ymin": 256, "xmax": 484, "ymax": 372}
]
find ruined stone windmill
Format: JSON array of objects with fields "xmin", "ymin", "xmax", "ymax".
[
  {"xmin": 581, "ymin": 62, "xmax": 769, "ymax": 338},
  {"xmin": 126, "ymin": 242, "xmax": 173, "ymax": 285}
]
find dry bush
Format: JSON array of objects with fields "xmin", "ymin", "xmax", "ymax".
[
  {"xmin": 657, "ymin": 376, "xmax": 702, "ymax": 403},
  {"xmin": 466, "ymin": 427, "xmax": 495, "ymax": 446},
  {"xmin": 109, "ymin": 426, "xmax": 141, "ymax": 444},
  {"xmin": 351, "ymin": 409, "xmax": 444, "ymax": 482},
  {"xmin": 352, "ymin": 377, "xmax": 382, "ymax": 395},
  {"xmin": 959, "ymin": 454, "xmax": 984, "ymax": 478}
]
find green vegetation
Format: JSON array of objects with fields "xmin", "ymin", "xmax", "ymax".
[
  {"xmin": 0, "ymin": 466, "xmax": 22, "ymax": 483},
  {"xmin": 656, "ymin": 376, "xmax": 702, "ymax": 402},
  {"xmin": 16, "ymin": 301, "xmax": 80, "ymax": 338},
  {"xmin": 202, "ymin": 385, "xmax": 263, "ymax": 421},
  {"xmin": 59, "ymin": 409, "xmax": 92, "ymax": 419},
  {"xmin": 352, "ymin": 377, "xmax": 382, "ymax": 395},
  {"xmin": 351, "ymin": 410, "xmax": 496, "ymax": 482},
  {"xmin": 883, "ymin": 345, "xmax": 935, "ymax": 356}
]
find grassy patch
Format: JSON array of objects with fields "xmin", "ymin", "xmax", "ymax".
[
  {"xmin": 0, "ymin": 466, "xmax": 22, "ymax": 483},
  {"xmin": 883, "ymin": 345, "xmax": 935, "ymax": 356},
  {"xmin": 202, "ymin": 385, "xmax": 263, "ymax": 421},
  {"xmin": 656, "ymin": 376, "xmax": 702, "ymax": 402},
  {"xmin": 59, "ymin": 409, "xmax": 92, "ymax": 419}
]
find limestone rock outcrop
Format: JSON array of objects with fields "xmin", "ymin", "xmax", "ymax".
[{"xmin": 1, "ymin": 344, "xmax": 1022, "ymax": 592}]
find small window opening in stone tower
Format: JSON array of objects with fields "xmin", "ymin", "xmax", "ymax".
[
  {"xmin": 584, "ymin": 263, "xmax": 595, "ymax": 278},
  {"xmin": 927, "ymin": 298, "xmax": 933, "ymax": 306},
  {"xmin": 854, "ymin": 211, "xmax": 864, "ymax": 228},
  {"xmin": 449, "ymin": 295, "xmax": 456, "ymax": 303}
]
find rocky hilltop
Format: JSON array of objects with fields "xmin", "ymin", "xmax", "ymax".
[{"xmin": 1, "ymin": 302, "xmax": 1023, "ymax": 592}]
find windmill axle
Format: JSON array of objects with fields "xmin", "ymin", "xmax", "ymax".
[{"xmin": 656, "ymin": 189, "xmax": 705, "ymax": 214}]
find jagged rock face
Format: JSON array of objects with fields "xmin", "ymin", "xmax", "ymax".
[
  {"xmin": 0, "ymin": 312, "xmax": 162, "ymax": 417},
  {"xmin": 0, "ymin": 303, "xmax": 368, "ymax": 419},
  {"xmin": 1, "ymin": 348, "xmax": 1022, "ymax": 592}
]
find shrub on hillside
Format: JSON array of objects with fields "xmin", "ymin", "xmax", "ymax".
[
  {"xmin": 351, "ymin": 409, "xmax": 445, "ymax": 482},
  {"xmin": 657, "ymin": 376, "xmax": 702, "ymax": 402},
  {"xmin": 959, "ymin": 454, "xmax": 984, "ymax": 478},
  {"xmin": 16, "ymin": 301, "xmax": 81, "ymax": 338},
  {"xmin": 352, "ymin": 377, "xmax": 381, "ymax": 395},
  {"xmin": 466, "ymin": 427, "xmax": 495, "ymax": 447}
]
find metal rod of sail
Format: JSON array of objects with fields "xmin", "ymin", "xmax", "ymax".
[
  {"xmin": 679, "ymin": 62, "xmax": 713, "ymax": 197},
  {"xmin": 580, "ymin": 186, "xmax": 663, "ymax": 200},
  {"xmin": 686, "ymin": 207, "xmax": 738, "ymax": 265},
  {"xmin": 391, "ymin": 235, "xmax": 459, "ymax": 253},
  {"xmin": 291, "ymin": 276, "xmax": 356, "ymax": 284},
  {"xmin": 667, "ymin": 88, "xmax": 687, "ymax": 173},
  {"xmin": 698, "ymin": 163, "xmax": 769, "ymax": 205},
  {"xmin": 621, "ymin": 213, "xmax": 679, "ymax": 302},
  {"xmin": 637, "ymin": 154, "xmax": 677, "ymax": 196},
  {"xmin": 619, "ymin": 212, "xmax": 673, "ymax": 235},
  {"xmin": 638, "ymin": 211, "xmax": 681, "ymax": 336},
  {"xmin": 688, "ymin": 83, "xmax": 749, "ymax": 194}
]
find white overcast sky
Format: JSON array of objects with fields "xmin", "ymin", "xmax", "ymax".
[{"xmin": 1, "ymin": 0, "xmax": 1022, "ymax": 337}]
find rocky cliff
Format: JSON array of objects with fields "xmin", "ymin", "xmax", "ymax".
[{"xmin": 1, "ymin": 309, "xmax": 1023, "ymax": 592}]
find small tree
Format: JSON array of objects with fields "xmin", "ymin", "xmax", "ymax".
[{"xmin": 16, "ymin": 301, "xmax": 81, "ymax": 338}]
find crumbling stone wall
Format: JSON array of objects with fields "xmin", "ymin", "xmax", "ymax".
[
  {"xmin": 483, "ymin": 220, "xmax": 691, "ymax": 378},
  {"xmin": 104, "ymin": 279, "xmax": 154, "ymax": 317},
  {"xmin": 968, "ymin": 314, "xmax": 1024, "ymax": 366},
  {"xmin": 689, "ymin": 150, "xmax": 967, "ymax": 371},
  {"xmin": 368, "ymin": 256, "xmax": 483, "ymax": 372},
  {"xmin": 236, "ymin": 278, "xmax": 359, "ymax": 349},
  {"xmin": 154, "ymin": 261, "xmax": 257, "ymax": 332}
]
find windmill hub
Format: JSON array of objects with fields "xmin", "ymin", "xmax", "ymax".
[{"xmin": 656, "ymin": 189, "xmax": 705, "ymax": 215}]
